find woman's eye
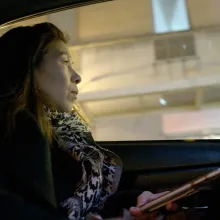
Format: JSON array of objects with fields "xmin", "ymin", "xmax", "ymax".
[{"xmin": 63, "ymin": 60, "xmax": 69, "ymax": 65}]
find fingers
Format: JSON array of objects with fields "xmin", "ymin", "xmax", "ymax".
[
  {"xmin": 129, "ymin": 207, "xmax": 164, "ymax": 220},
  {"xmin": 137, "ymin": 191, "xmax": 154, "ymax": 207},
  {"xmin": 166, "ymin": 202, "xmax": 179, "ymax": 212},
  {"xmin": 129, "ymin": 207, "xmax": 143, "ymax": 216},
  {"xmin": 154, "ymin": 191, "xmax": 170, "ymax": 198},
  {"xmin": 131, "ymin": 191, "xmax": 172, "ymax": 220},
  {"xmin": 137, "ymin": 191, "xmax": 169, "ymax": 207}
]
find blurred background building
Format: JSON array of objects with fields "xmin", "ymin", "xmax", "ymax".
[{"xmin": 2, "ymin": 0, "xmax": 220, "ymax": 141}]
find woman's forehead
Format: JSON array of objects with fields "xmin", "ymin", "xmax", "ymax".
[{"xmin": 48, "ymin": 40, "xmax": 71, "ymax": 57}]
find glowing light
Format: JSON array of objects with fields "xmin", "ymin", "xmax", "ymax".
[{"xmin": 160, "ymin": 98, "xmax": 167, "ymax": 105}]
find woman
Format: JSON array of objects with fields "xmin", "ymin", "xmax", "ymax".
[{"xmin": 0, "ymin": 22, "xmax": 175, "ymax": 220}]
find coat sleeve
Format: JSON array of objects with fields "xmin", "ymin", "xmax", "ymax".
[
  {"xmin": 0, "ymin": 110, "xmax": 68, "ymax": 220},
  {"xmin": 0, "ymin": 187, "xmax": 68, "ymax": 220}
]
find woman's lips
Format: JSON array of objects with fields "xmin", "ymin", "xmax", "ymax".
[
  {"xmin": 70, "ymin": 91, "xmax": 78, "ymax": 100},
  {"xmin": 71, "ymin": 89, "xmax": 79, "ymax": 95}
]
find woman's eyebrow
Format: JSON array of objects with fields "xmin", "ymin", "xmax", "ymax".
[
  {"xmin": 56, "ymin": 51, "xmax": 74, "ymax": 63},
  {"xmin": 57, "ymin": 51, "xmax": 70, "ymax": 57}
]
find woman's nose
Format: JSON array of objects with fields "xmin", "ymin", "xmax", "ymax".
[{"xmin": 71, "ymin": 71, "xmax": 82, "ymax": 84}]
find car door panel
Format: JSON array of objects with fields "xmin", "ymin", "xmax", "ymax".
[
  {"xmin": 98, "ymin": 140, "xmax": 220, "ymax": 172},
  {"xmin": 98, "ymin": 140, "xmax": 220, "ymax": 218}
]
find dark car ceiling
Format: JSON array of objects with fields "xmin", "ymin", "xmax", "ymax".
[{"xmin": 0, "ymin": 0, "xmax": 112, "ymax": 27}]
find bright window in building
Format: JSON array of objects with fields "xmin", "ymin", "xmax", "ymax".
[{"xmin": 152, "ymin": 0, "xmax": 190, "ymax": 33}]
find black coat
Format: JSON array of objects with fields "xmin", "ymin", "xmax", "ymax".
[
  {"xmin": 0, "ymin": 109, "xmax": 140, "ymax": 220},
  {"xmin": 0, "ymin": 109, "xmax": 69, "ymax": 219}
]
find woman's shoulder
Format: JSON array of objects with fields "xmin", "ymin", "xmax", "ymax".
[
  {"xmin": 0, "ymin": 108, "xmax": 47, "ymax": 158},
  {"xmin": 8, "ymin": 108, "xmax": 47, "ymax": 145},
  {"xmin": 15, "ymin": 108, "xmax": 38, "ymax": 126}
]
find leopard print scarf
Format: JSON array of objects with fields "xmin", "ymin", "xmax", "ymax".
[{"xmin": 45, "ymin": 107, "xmax": 118, "ymax": 220}]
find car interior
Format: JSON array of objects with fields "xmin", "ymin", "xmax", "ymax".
[{"xmin": 1, "ymin": 0, "xmax": 220, "ymax": 219}]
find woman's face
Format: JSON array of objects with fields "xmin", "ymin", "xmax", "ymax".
[{"xmin": 35, "ymin": 40, "xmax": 81, "ymax": 112}]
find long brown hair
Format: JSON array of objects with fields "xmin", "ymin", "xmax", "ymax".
[{"xmin": 0, "ymin": 22, "xmax": 68, "ymax": 143}]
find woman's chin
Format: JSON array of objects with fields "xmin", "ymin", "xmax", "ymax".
[{"xmin": 58, "ymin": 103, "xmax": 74, "ymax": 113}]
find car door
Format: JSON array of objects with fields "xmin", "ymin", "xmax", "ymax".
[
  {"xmin": 98, "ymin": 140, "xmax": 220, "ymax": 218},
  {"xmin": 98, "ymin": 140, "xmax": 220, "ymax": 190}
]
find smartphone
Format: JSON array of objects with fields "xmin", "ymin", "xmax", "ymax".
[{"xmin": 140, "ymin": 168, "xmax": 220, "ymax": 213}]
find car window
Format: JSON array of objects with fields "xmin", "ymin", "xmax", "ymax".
[{"xmin": 2, "ymin": 0, "xmax": 220, "ymax": 141}]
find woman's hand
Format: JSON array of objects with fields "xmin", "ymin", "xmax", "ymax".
[{"xmin": 129, "ymin": 191, "xmax": 178, "ymax": 220}]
